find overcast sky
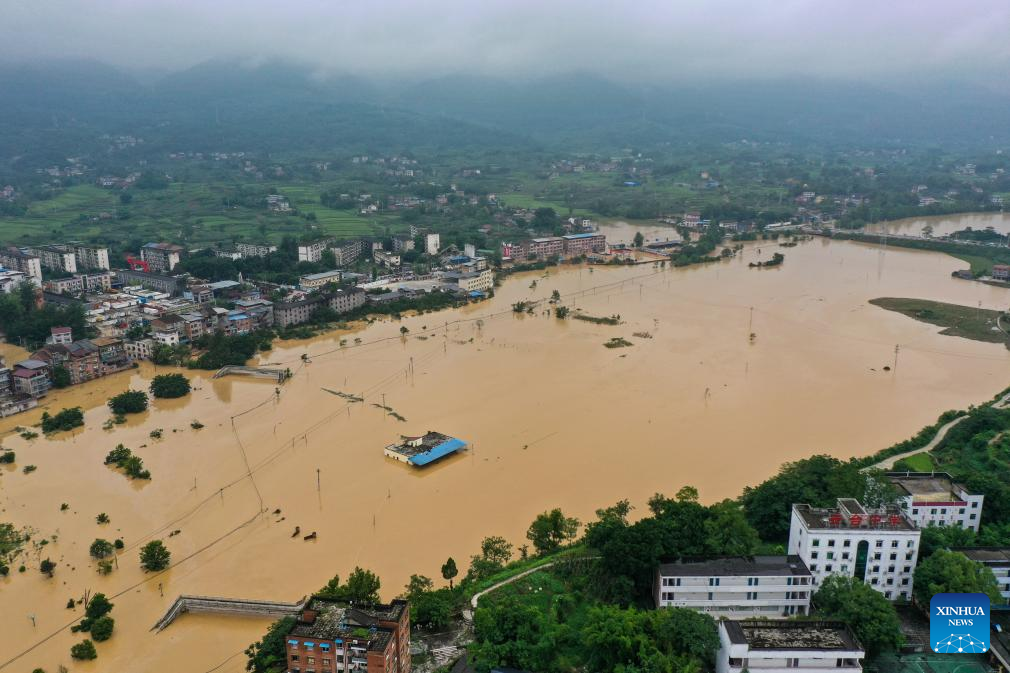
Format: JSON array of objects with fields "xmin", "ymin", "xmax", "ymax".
[{"xmin": 3, "ymin": 0, "xmax": 1009, "ymax": 82}]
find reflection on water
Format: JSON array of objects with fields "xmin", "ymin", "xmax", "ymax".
[{"xmin": 3, "ymin": 233, "xmax": 1010, "ymax": 672}]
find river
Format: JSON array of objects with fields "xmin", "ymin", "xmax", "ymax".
[{"xmin": 2, "ymin": 232, "xmax": 1010, "ymax": 672}]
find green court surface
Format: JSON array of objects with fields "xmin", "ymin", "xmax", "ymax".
[{"xmin": 868, "ymin": 653, "xmax": 993, "ymax": 673}]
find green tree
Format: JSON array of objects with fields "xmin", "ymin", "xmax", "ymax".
[
  {"xmin": 913, "ymin": 549, "xmax": 1001, "ymax": 606},
  {"xmin": 403, "ymin": 574, "xmax": 433, "ymax": 600},
  {"xmin": 50, "ymin": 365, "xmax": 71, "ymax": 388},
  {"xmin": 40, "ymin": 558, "xmax": 56, "ymax": 576},
  {"xmin": 441, "ymin": 557, "xmax": 458, "ymax": 589},
  {"xmin": 468, "ymin": 536, "xmax": 514, "ymax": 581},
  {"xmin": 919, "ymin": 525, "xmax": 976, "ymax": 559},
  {"xmin": 633, "ymin": 231, "xmax": 645, "ymax": 247},
  {"xmin": 813, "ymin": 575, "xmax": 903, "ymax": 657},
  {"xmin": 245, "ymin": 616, "xmax": 295, "ymax": 673},
  {"xmin": 526, "ymin": 508, "xmax": 580, "ymax": 555},
  {"xmin": 90, "ymin": 615, "xmax": 114, "ymax": 642},
  {"xmin": 583, "ymin": 605, "xmax": 718, "ymax": 672},
  {"xmin": 70, "ymin": 640, "xmax": 97, "ymax": 660},
  {"xmin": 107, "ymin": 390, "xmax": 149, "ymax": 415},
  {"xmin": 150, "ymin": 373, "xmax": 191, "ymax": 398},
  {"xmin": 89, "ymin": 539, "xmax": 114, "ymax": 559},
  {"xmin": 413, "ymin": 589, "xmax": 454, "ymax": 630},
  {"xmin": 703, "ymin": 500, "xmax": 760, "ymax": 557},
  {"xmin": 139, "ymin": 540, "xmax": 171, "ymax": 572},
  {"xmin": 345, "ymin": 566, "xmax": 381, "ymax": 604},
  {"xmin": 471, "ymin": 595, "xmax": 555, "ymax": 673}
]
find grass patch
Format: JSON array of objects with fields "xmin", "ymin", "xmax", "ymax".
[
  {"xmin": 603, "ymin": 337, "xmax": 633, "ymax": 349},
  {"xmin": 869, "ymin": 297, "xmax": 1008, "ymax": 346},
  {"xmin": 572, "ymin": 313, "xmax": 621, "ymax": 325},
  {"xmin": 894, "ymin": 452, "xmax": 935, "ymax": 472}
]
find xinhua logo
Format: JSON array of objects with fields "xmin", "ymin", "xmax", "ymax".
[{"xmin": 930, "ymin": 593, "xmax": 990, "ymax": 654}]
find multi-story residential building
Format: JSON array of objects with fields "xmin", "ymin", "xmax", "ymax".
[
  {"xmin": 443, "ymin": 269, "xmax": 494, "ymax": 293},
  {"xmin": 0, "ymin": 247, "xmax": 42, "ymax": 280},
  {"xmin": 274, "ymin": 288, "xmax": 367, "ymax": 328},
  {"xmin": 72, "ymin": 244, "xmax": 111, "ymax": 270},
  {"xmin": 562, "ymin": 233, "xmax": 607, "ymax": 257},
  {"xmin": 955, "ymin": 548, "xmax": 1010, "ymax": 603},
  {"xmin": 331, "ymin": 239, "xmax": 364, "ymax": 266},
  {"xmin": 225, "ymin": 310, "xmax": 253, "ymax": 336},
  {"xmin": 116, "ymin": 269, "xmax": 186, "ymax": 296},
  {"xmin": 124, "ymin": 338, "xmax": 155, "ymax": 361},
  {"xmin": 11, "ymin": 360, "xmax": 50, "ymax": 398},
  {"xmin": 140, "ymin": 242, "xmax": 185, "ymax": 273},
  {"xmin": 716, "ymin": 620, "xmax": 864, "ymax": 673},
  {"xmin": 91, "ymin": 337, "xmax": 129, "ymax": 373},
  {"xmin": 298, "ymin": 238, "xmax": 335, "ymax": 263},
  {"xmin": 993, "ymin": 265, "xmax": 1010, "ymax": 282},
  {"xmin": 81, "ymin": 271, "xmax": 114, "ymax": 293},
  {"xmin": 425, "ymin": 233, "xmax": 440, "ymax": 255},
  {"xmin": 500, "ymin": 241, "xmax": 526, "ymax": 261},
  {"xmin": 235, "ymin": 298, "xmax": 275, "ymax": 329},
  {"xmin": 392, "ymin": 236, "xmax": 415, "ymax": 253},
  {"xmin": 654, "ymin": 556, "xmax": 812, "ymax": 619},
  {"xmin": 300, "ymin": 270, "xmax": 343, "ymax": 291},
  {"xmin": 373, "ymin": 250, "xmax": 401, "ymax": 269},
  {"xmin": 788, "ymin": 499, "xmax": 920, "ymax": 601},
  {"xmin": 44, "ymin": 276, "xmax": 84, "ymax": 295},
  {"xmin": 886, "ymin": 471, "xmax": 984, "ymax": 531},
  {"xmin": 527, "ymin": 237, "xmax": 564, "ymax": 259},
  {"xmin": 285, "ymin": 597, "xmax": 410, "ymax": 673},
  {"xmin": 0, "ymin": 268, "xmax": 33, "ymax": 292},
  {"xmin": 49, "ymin": 327, "xmax": 73, "ymax": 345},
  {"xmin": 29, "ymin": 245, "xmax": 77, "ymax": 274},
  {"xmin": 236, "ymin": 242, "xmax": 277, "ymax": 258}
]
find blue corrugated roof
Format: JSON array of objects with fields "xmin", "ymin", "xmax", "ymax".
[
  {"xmin": 563, "ymin": 233, "xmax": 599, "ymax": 239},
  {"xmin": 408, "ymin": 437, "xmax": 467, "ymax": 466}
]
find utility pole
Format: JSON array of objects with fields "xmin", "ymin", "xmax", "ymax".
[
  {"xmin": 316, "ymin": 468, "xmax": 321, "ymax": 492},
  {"xmin": 893, "ymin": 344, "xmax": 900, "ymax": 372}
]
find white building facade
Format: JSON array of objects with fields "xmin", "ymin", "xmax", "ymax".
[
  {"xmin": 655, "ymin": 555, "xmax": 812, "ymax": 619},
  {"xmin": 886, "ymin": 472, "xmax": 984, "ymax": 532},
  {"xmin": 717, "ymin": 621, "xmax": 864, "ymax": 673},
  {"xmin": 788, "ymin": 499, "xmax": 920, "ymax": 602}
]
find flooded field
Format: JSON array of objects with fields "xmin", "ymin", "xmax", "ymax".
[
  {"xmin": 864, "ymin": 211, "xmax": 1010, "ymax": 237},
  {"xmin": 3, "ymin": 235, "xmax": 1010, "ymax": 672}
]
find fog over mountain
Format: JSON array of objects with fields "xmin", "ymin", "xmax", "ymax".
[{"xmin": 3, "ymin": 0, "xmax": 1009, "ymax": 83}]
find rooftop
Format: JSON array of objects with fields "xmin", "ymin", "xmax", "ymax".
[
  {"xmin": 657, "ymin": 555, "xmax": 810, "ymax": 578},
  {"xmin": 386, "ymin": 431, "xmax": 467, "ymax": 466},
  {"xmin": 301, "ymin": 270, "xmax": 343, "ymax": 281},
  {"xmin": 886, "ymin": 471, "xmax": 976, "ymax": 500},
  {"xmin": 954, "ymin": 547, "xmax": 1010, "ymax": 567},
  {"xmin": 794, "ymin": 499, "xmax": 916, "ymax": 531},
  {"xmin": 562, "ymin": 232, "xmax": 604, "ymax": 239},
  {"xmin": 143, "ymin": 242, "xmax": 185, "ymax": 252},
  {"xmin": 288, "ymin": 596, "xmax": 405, "ymax": 651},
  {"xmin": 724, "ymin": 620, "xmax": 863, "ymax": 652}
]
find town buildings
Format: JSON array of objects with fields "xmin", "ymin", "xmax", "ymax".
[
  {"xmin": 331, "ymin": 239, "xmax": 364, "ymax": 266},
  {"xmin": 716, "ymin": 620, "xmax": 864, "ymax": 673},
  {"xmin": 116, "ymin": 269, "xmax": 186, "ymax": 295},
  {"xmin": 561, "ymin": 233, "xmax": 607, "ymax": 256},
  {"xmin": 285, "ymin": 597, "xmax": 411, "ymax": 673},
  {"xmin": 140, "ymin": 242, "xmax": 185, "ymax": 273},
  {"xmin": 28, "ymin": 245, "xmax": 78, "ymax": 274},
  {"xmin": 236, "ymin": 242, "xmax": 277, "ymax": 258},
  {"xmin": 72, "ymin": 244, "xmax": 111, "ymax": 270},
  {"xmin": 885, "ymin": 471, "xmax": 984, "ymax": 531},
  {"xmin": 11, "ymin": 360, "xmax": 50, "ymax": 398},
  {"xmin": 442, "ymin": 269, "xmax": 494, "ymax": 293},
  {"xmin": 273, "ymin": 288, "xmax": 367, "ymax": 328},
  {"xmin": 373, "ymin": 250, "xmax": 401, "ymax": 269},
  {"xmin": 300, "ymin": 270, "xmax": 344, "ymax": 291},
  {"xmin": 425, "ymin": 233, "xmax": 440, "ymax": 255},
  {"xmin": 0, "ymin": 247, "xmax": 42, "ymax": 280},
  {"xmin": 0, "ymin": 268, "xmax": 33, "ymax": 292},
  {"xmin": 528, "ymin": 237, "xmax": 565, "ymax": 259},
  {"xmin": 788, "ymin": 499, "xmax": 920, "ymax": 601},
  {"xmin": 654, "ymin": 556, "xmax": 812, "ymax": 618},
  {"xmin": 298, "ymin": 238, "xmax": 334, "ymax": 263}
]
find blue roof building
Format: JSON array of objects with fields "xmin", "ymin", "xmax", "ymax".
[{"xmin": 384, "ymin": 431, "xmax": 468, "ymax": 467}]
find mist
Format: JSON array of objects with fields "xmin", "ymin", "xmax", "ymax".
[{"xmin": 3, "ymin": 0, "xmax": 1010, "ymax": 84}]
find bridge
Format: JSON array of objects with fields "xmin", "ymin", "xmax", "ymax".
[
  {"xmin": 212, "ymin": 365, "xmax": 290, "ymax": 383},
  {"xmin": 152, "ymin": 595, "xmax": 307, "ymax": 631}
]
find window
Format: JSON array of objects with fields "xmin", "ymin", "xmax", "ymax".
[
  {"xmin": 907, "ymin": 540, "xmax": 915, "ymax": 548},
  {"xmin": 812, "ymin": 539, "xmax": 821, "ymax": 547},
  {"xmin": 709, "ymin": 578, "xmax": 720, "ymax": 586},
  {"xmin": 827, "ymin": 552, "xmax": 835, "ymax": 560},
  {"xmin": 708, "ymin": 592, "xmax": 713, "ymax": 600},
  {"xmin": 876, "ymin": 541, "xmax": 883, "ymax": 548},
  {"xmin": 828, "ymin": 540, "xmax": 836, "ymax": 547},
  {"xmin": 971, "ymin": 514, "xmax": 977, "ymax": 520},
  {"xmin": 307, "ymin": 658, "xmax": 315, "ymax": 665},
  {"xmin": 747, "ymin": 592, "xmax": 757, "ymax": 600},
  {"xmin": 810, "ymin": 564, "xmax": 818, "ymax": 572},
  {"xmin": 843, "ymin": 540, "xmax": 851, "ymax": 547},
  {"xmin": 931, "ymin": 508, "xmax": 937, "ymax": 514},
  {"xmin": 825, "ymin": 564, "xmax": 833, "ymax": 572},
  {"xmin": 748, "ymin": 577, "xmax": 760, "ymax": 586},
  {"xmin": 841, "ymin": 564, "xmax": 849, "ymax": 572},
  {"xmin": 890, "ymin": 553, "xmax": 897, "ymax": 561},
  {"xmin": 903, "ymin": 565, "xmax": 911, "ymax": 573},
  {"xmin": 905, "ymin": 553, "xmax": 913, "ymax": 561},
  {"xmin": 959, "ymin": 508, "xmax": 966, "ymax": 514},
  {"xmin": 891, "ymin": 541, "xmax": 899, "ymax": 548},
  {"xmin": 873, "ymin": 553, "xmax": 881, "ymax": 560},
  {"xmin": 902, "ymin": 578, "xmax": 910, "ymax": 586},
  {"xmin": 888, "ymin": 565, "xmax": 896, "ymax": 573},
  {"xmin": 291, "ymin": 655, "xmax": 300, "ymax": 662},
  {"xmin": 811, "ymin": 552, "xmax": 819, "ymax": 559},
  {"xmin": 912, "ymin": 508, "xmax": 919, "ymax": 515},
  {"xmin": 842, "ymin": 552, "xmax": 850, "ymax": 560},
  {"xmin": 972, "ymin": 502, "xmax": 979, "ymax": 508},
  {"xmin": 729, "ymin": 659, "xmax": 744, "ymax": 668},
  {"xmin": 786, "ymin": 658, "xmax": 800, "ymax": 668},
  {"xmin": 885, "ymin": 591, "xmax": 892, "ymax": 599},
  {"xmin": 872, "ymin": 565, "xmax": 880, "ymax": 573}
]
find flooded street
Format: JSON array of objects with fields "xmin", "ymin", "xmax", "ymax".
[{"xmin": 3, "ymin": 234, "xmax": 1010, "ymax": 672}]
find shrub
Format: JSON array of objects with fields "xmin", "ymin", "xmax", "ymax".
[
  {"xmin": 40, "ymin": 558, "xmax": 56, "ymax": 576},
  {"xmin": 70, "ymin": 640, "xmax": 97, "ymax": 660},
  {"xmin": 149, "ymin": 373, "xmax": 191, "ymax": 399},
  {"xmin": 96, "ymin": 513, "xmax": 110, "ymax": 524},
  {"xmin": 89, "ymin": 539, "xmax": 114, "ymax": 559},
  {"xmin": 107, "ymin": 390, "xmax": 149, "ymax": 415},
  {"xmin": 0, "ymin": 450, "xmax": 14, "ymax": 463},
  {"xmin": 90, "ymin": 616, "xmax": 114, "ymax": 642},
  {"xmin": 40, "ymin": 407, "xmax": 84, "ymax": 433}
]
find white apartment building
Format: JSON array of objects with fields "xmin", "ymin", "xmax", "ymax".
[
  {"xmin": 299, "ymin": 269, "xmax": 343, "ymax": 291},
  {"xmin": 0, "ymin": 268, "xmax": 33, "ymax": 292},
  {"xmin": 717, "ymin": 621, "xmax": 864, "ymax": 673},
  {"xmin": 141, "ymin": 243, "xmax": 184, "ymax": 273},
  {"xmin": 236, "ymin": 242, "xmax": 277, "ymax": 258},
  {"xmin": 425, "ymin": 233, "xmax": 440, "ymax": 255},
  {"xmin": 30, "ymin": 246, "xmax": 77, "ymax": 274},
  {"xmin": 886, "ymin": 471, "xmax": 984, "ymax": 532},
  {"xmin": 0, "ymin": 248, "xmax": 42, "ymax": 280},
  {"xmin": 956, "ymin": 548, "xmax": 1010, "ymax": 602},
  {"xmin": 73, "ymin": 244, "xmax": 111, "ymax": 270},
  {"xmin": 788, "ymin": 499, "xmax": 920, "ymax": 601},
  {"xmin": 297, "ymin": 238, "xmax": 334, "ymax": 263},
  {"xmin": 124, "ymin": 338, "xmax": 155, "ymax": 361},
  {"xmin": 655, "ymin": 555, "xmax": 812, "ymax": 619}
]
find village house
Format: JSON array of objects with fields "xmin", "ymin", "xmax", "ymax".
[{"xmin": 885, "ymin": 471, "xmax": 984, "ymax": 531}]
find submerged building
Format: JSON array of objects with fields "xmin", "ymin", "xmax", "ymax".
[
  {"xmin": 384, "ymin": 431, "xmax": 467, "ymax": 466},
  {"xmin": 285, "ymin": 597, "xmax": 410, "ymax": 673}
]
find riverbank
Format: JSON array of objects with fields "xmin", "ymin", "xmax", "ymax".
[{"xmin": 869, "ymin": 297, "xmax": 1009, "ymax": 346}]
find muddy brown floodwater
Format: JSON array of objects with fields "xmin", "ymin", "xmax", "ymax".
[{"xmin": 3, "ymin": 232, "xmax": 1010, "ymax": 672}]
